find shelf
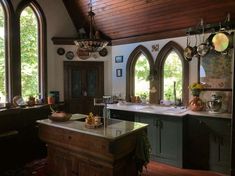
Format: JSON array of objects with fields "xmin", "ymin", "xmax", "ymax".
[
  {"xmin": 51, "ymin": 37, "xmax": 79, "ymax": 45},
  {"xmin": 201, "ymin": 88, "xmax": 232, "ymax": 91}
]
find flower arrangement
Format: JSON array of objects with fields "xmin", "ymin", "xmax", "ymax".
[{"xmin": 188, "ymin": 82, "xmax": 204, "ymax": 96}]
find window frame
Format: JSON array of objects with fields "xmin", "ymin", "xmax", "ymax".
[
  {"xmin": 15, "ymin": 0, "xmax": 47, "ymax": 100},
  {"xmin": 155, "ymin": 41, "xmax": 189, "ymax": 105},
  {"xmin": 126, "ymin": 45, "xmax": 154, "ymax": 103},
  {"xmin": 0, "ymin": 0, "xmax": 14, "ymax": 102}
]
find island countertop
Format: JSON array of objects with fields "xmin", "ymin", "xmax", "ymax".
[
  {"xmin": 107, "ymin": 103, "xmax": 232, "ymax": 119},
  {"xmin": 37, "ymin": 113, "xmax": 148, "ymax": 140}
]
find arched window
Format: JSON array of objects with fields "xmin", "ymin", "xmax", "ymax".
[
  {"xmin": 20, "ymin": 6, "xmax": 39, "ymax": 99},
  {"xmin": 163, "ymin": 51, "xmax": 182, "ymax": 101},
  {"xmin": 17, "ymin": 1, "xmax": 47, "ymax": 100},
  {"xmin": 156, "ymin": 41, "xmax": 189, "ymax": 105},
  {"xmin": 126, "ymin": 45, "xmax": 154, "ymax": 102},
  {"xmin": 0, "ymin": 0, "xmax": 13, "ymax": 102},
  {"xmin": 0, "ymin": 2, "xmax": 6, "ymax": 102},
  {"xmin": 134, "ymin": 53, "xmax": 150, "ymax": 100}
]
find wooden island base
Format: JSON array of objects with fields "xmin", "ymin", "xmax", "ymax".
[{"xmin": 38, "ymin": 118, "xmax": 147, "ymax": 176}]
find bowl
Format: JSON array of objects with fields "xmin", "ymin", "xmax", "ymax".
[
  {"xmin": 206, "ymin": 101, "xmax": 222, "ymax": 112},
  {"xmin": 48, "ymin": 113, "xmax": 72, "ymax": 122}
]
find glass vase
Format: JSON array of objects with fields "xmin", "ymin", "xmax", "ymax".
[{"xmin": 189, "ymin": 96, "xmax": 204, "ymax": 111}]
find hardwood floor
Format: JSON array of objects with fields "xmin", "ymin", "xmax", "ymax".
[
  {"xmin": 142, "ymin": 161, "xmax": 226, "ymax": 176},
  {"xmin": 3, "ymin": 159, "xmax": 226, "ymax": 176}
]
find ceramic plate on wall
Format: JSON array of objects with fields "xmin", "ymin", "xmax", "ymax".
[
  {"xmin": 99, "ymin": 48, "xmax": 108, "ymax": 57},
  {"xmin": 65, "ymin": 51, "xmax": 74, "ymax": 60},
  {"xmin": 77, "ymin": 49, "xmax": 90, "ymax": 60},
  {"xmin": 57, "ymin": 47, "xmax": 65, "ymax": 55}
]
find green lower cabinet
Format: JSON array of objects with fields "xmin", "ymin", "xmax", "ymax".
[
  {"xmin": 206, "ymin": 118, "xmax": 231, "ymax": 174},
  {"xmin": 209, "ymin": 134, "xmax": 231, "ymax": 174},
  {"xmin": 135, "ymin": 113, "xmax": 183, "ymax": 168},
  {"xmin": 185, "ymin": 115, "xmax": 231, "ymax": 174}
]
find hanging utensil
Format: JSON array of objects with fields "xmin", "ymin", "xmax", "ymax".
[
  {"xmin": 212, "ymin": 14, "xmax": 233, "ymax": 53},
  {"xmin": 197, "ymin": 25, "xmax": 210, "ymax": 56},
  {"xmin": 184, "ymin": 35, "xmax": 197, "ymax": 61}
]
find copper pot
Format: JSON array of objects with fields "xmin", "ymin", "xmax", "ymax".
[
  {"xmin": 212, "ymin": 31, "xmax": 233, "ymax": 53},
  {"xmin": 184, "ymin": 36, "xmax": 197, "ymax": 61}
]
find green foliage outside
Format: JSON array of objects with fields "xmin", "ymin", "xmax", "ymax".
[
  {"xmin": 0, "ymin": 6, "xmax": 39, "ymax": 102},
  {"xmin": 20, "ymin": 7, "xmax": 39, "ymax": 100},
  {"xmin": 0, "ymin": 4, "xmax": 6, "ymax": 102},
  {"xmin": 163, "ymin": 51, "xmax": 182, "ymax": 101},
  {"xmin": 134, "ymin": 54, "xmax": 150, "ymax": 101}
]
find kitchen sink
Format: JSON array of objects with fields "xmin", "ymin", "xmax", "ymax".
[{"xmin": 162, "ymin": 107, "xmax": 188, "ymax": 114}]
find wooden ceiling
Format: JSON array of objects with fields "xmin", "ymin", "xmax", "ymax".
[{"xmin": 62, "ymin": 0, "xmax": 235, "ymax": 45}]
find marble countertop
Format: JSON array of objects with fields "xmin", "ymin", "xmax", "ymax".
[
  {"xmin": 37, "ymin": 113, "xmax": 148, "ymax": 140},
  {"xmin": 107, "ymin": 103, "xmax": 232, "ymax": 119}
]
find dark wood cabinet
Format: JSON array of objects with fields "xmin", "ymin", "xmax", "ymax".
[
  {"xmin": 38, "ymin": 121, "xmax": 145, "ymax": 176},
  {"xmin": 135, "ymin": 113, "xmax": 183, "ymax": 168},
  {"xmin": 64, "ymin": 61, "xmax": 104, "ymax": 115},
  {"xmin": 0, "ymin": 106, "xmax": 50, "ymax": 173}
]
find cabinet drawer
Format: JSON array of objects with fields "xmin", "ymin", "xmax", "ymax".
[{"xmin": 39, "ymin": 125, "xmax": 111, "ymax": 158}]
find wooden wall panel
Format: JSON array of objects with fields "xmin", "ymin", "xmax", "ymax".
[{"xmin": 63, "ymin": 0, "xmax": 235, "ymax": 45}]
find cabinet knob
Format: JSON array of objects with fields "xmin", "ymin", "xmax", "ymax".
[{"xmin": 68, "ymin": 136, "xmax": 72, "ymax": 140}]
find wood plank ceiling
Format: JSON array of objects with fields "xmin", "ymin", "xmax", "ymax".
[{"xmin": 63, "ymin": 0, "xmax": 235, "ymax": 45}]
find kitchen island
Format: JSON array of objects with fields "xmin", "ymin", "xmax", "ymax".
[{"xmin": 37, "ymin": 114, "xmax": 148, "ymax": 176}]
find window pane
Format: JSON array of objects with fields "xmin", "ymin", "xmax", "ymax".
[
  {"xmin": 71, "ymin": 70, "xmax": 82, "ymax": 98},
  {"xmin": 0, "ymin": 4, "xmax": 6, "ymax": 103},
  {"xmin": 163, "ymin": 51, "xmax": 182, "ymax": 101},
  {"xmin": 20, "ymin": 6, "xmax": 39, "ymax": 100},
  {"xmin": 134, "ymin": 54, "xmax": 150, "ymax": 101}
]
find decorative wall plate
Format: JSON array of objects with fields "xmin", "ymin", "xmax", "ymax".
[
  {"xmin": 77, "ymin": 49, "xmax": 90, "ymax": 60},
  {"xmin": 65, "ymin": 51, "xmax": 74, "ymax": 60},
  {"xmin": 99, "ymin": 48, "xmax": 108, "ymax": 57},
  {"xmin": 57, "ymin": 47, "xmax": 65, "ymax": 55}
]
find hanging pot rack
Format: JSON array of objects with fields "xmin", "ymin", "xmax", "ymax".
[{"xmin": 186, "ymin": 13, "xmax": 234, "ymax": 35}]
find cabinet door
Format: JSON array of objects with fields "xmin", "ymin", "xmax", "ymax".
[
  {"xmin": 157, "ymin": 117, "xmax": 182, "ymax": 161},
  {"xmin": 64, "ymin": 61, "xmax": 104, "ymax": 114},
  {"xmin": 47, "ymin": 147, "xmax": 73, "ymax": 176},
  {"xmin": 79, "ymin": 161, "xmax": 106, "ymax": 176},
  {"xmin": 186, "ymin": 115, "xmax": 231, "ymax": 174},
  {"xmin": 210, "ymin": 134, "xmax": 231, "ymax": 174},
  {"xmin": 135, "ymin": 114, "xmax": 157, "ymax": 157},
  {"xmin": 154, "ymin": 116, "xmax": 183, "ymax": 167},
  {"xmin": 204, "ymin": 118, "xmax": 231, "ymax": 174}
]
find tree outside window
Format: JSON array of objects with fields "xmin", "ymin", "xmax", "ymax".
[
  {"xmin": 134, "ymin": 54, "xmax": 150, "ymax": 101},
  {"xmin": 0, "ymin": 4, "xmax": 6, "ymax": 103},
  {"xmin": 20, "ymin": 6, "xmax": 39, "ymax": 100},
  {"xmin": 163, "ymin": 51, "xmax": 182, "ymax": 101}
]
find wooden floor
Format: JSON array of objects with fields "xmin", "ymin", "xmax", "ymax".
[
  {"xmin": 142, "ymin": 161, "xmax": 226, "ymax": 176},
  {"xmin": 3, "ymin": 159, "xmax": 226, "ymax": 176}
]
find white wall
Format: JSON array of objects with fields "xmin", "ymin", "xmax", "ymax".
[{"xmin": 111, "ymin": 36, "xmax": 198, "ymax": 100}]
